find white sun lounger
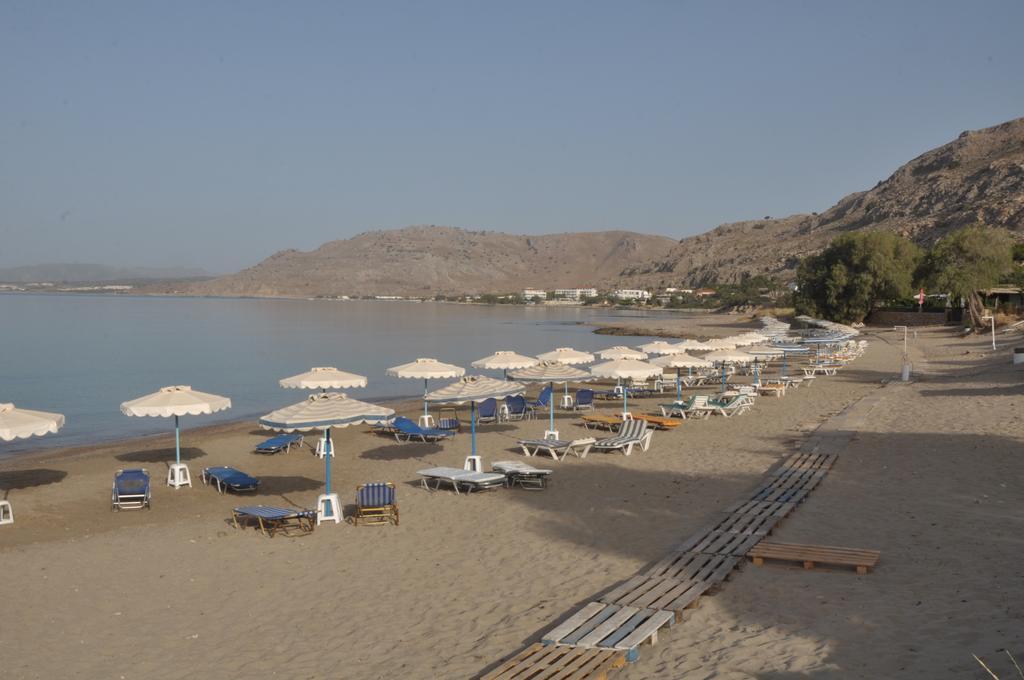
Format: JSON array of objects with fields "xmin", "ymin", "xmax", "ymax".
[
  {"xmin": 517, "ymin": 437, "xmax": 597, "ymax": 460},
  {"xmin": 416, "ymin": 467, "xmax": 506, "ymax": 494},
  {"xmin": 492, "ymin": 461, "xmax": 552, "ymax": 489}
]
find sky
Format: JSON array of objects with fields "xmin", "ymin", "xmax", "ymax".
[{"xmin": 2, "ymin": 1, "xmax": 1023, "ymax": 274}]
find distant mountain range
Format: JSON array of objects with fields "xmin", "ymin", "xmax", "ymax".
[
  {"xmin": 150, "ymin": 116, "xmax": 1024, "ymax": 297},
  {"xmin": 0, "ymin": 263, "xmax": 212, "ymax": 284}
]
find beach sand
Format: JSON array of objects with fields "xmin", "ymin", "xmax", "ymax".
[{"xmin": 1, "ymin": 324, "xmax": 1021, "ymax": 679}]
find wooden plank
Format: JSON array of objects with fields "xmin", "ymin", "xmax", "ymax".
[
  {"xmin": 560, "ymin": 605, "xmax": 621, "ymax": 646},
  {"xmin": 542, "ymin": 602, "xmax": 606, "ymax": 645},
  {"xmin": 614, "ymin": 610, "xmax": 676, "ymax": 652},
  {"xmin": 563, "ymin": 650, "xmax": 626, "ymax": 680},
  {"xmin": 576, "ymin": 606, "xmax": 640, "ymax": 648},
  {"xmin": 599, "ymin": 610, "xmax": 652, "ymax": 649},
  {"xmin": 599, "ymin": 576, "xmax": 648, "ymax": 605},
  {"xmin": 483, "ymin": 643, "xmax": 548, "ymax": 680},
  {"xmin": 749, "ymin": 542, "xmax": 880, "ymax": 565},
  {"xmin": 529, "ymin": 646, "xmax": 589, "ymax": 680}
]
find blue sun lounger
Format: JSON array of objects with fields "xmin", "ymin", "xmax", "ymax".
[
  {"xmin": 392, "ymin": 416, "xmax": 455, "ymax": 443},
  {"xmin": 111, "ymin": 468, "xmax": 151, "ymax": 511},
  {"xmin": 255, "ymin": 433, "xmax": 304, "ymax": 454},
  {"xmin": 202, "ymin": 466, "xmax": 260, "ymax": 493},
  {"xmin": 353, "ymin": 482, "xmax": 399, "ymax": 526},
  {"xmin": 231, "ymin": 505, "xmax": 316, "ymax": 537}
]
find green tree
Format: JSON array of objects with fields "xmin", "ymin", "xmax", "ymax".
[
  {"xmin": 794, "ymin": 231, "xmax": 921, "ymax": 323},
  {"xmin": 918, "ymin": 224, "xmax": 1014, "ymax": 327}
]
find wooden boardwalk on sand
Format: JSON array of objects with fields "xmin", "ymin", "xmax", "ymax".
[{"xmin": 478, "ymin": 386, "xmax": 889, "ymax": 679}]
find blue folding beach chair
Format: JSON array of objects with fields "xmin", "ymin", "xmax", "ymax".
[
  {"xmin": 504, "ymin": 395, "xmax": 531, "ymax": 421},
  {"xmin": 111, "ymin": 468, "xmax": 151, "ymax": 511},
  {"xmin": 254, "ymin": 433, "xmax": 304, "ymax": 454},
  {"xmin": 573, "ymin": 389, "xmax": 595, "ymax": 411},
  {"xmin": 527, "ymin": 385, "xmax": 552, "ymax": 410},
  {"xmin": 202, "ymin": 466, "xmax": 260, "ymax": 493},
  {"xmin": 477, "ymin": 398, "xmax": 498, "ymax": 424},
  {"xmin": 353, "ymin": 482, "xmax": 399, "ymax": 526},
  {"xmin": 391, "ymin": 416, "xmax": 455, "ymax": 443}
]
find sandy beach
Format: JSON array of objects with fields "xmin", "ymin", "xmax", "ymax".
[{"xmin": 2, "ymin": 323, "xmax": 1022, "ymax": 679}]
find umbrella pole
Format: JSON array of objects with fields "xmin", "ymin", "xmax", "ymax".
[
  {"xmin": 471, "ymin": 401, "xmax": 477, "ymax": 457},
  {"xmin": 549, "ymin": 381, "xmax": 555, "ymax": 432},
  {"xmin": 721, "ymin": 363, "xmax": 727, "ymax": 391},
  {"xmin": 174, "ymin": 415, "xmax": 181, "ymax": 466},
  {"xmin": 423, "ymin": 379, "xmax": 429, "ymax": 417},
  {"xmin": 324, "ymin": 427, "xmax": 332, "ymax": 498},
  {"xmin": 623, "ymin": 387, "xmax": 629, "ymax": 418},
  {"xmin": 676, "ymin": 368, "xmax": 682, "ymax": 401}
]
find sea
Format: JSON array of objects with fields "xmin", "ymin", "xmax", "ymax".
[{"xmin": 0, "ymin": 293, "xmax": 680, "ymax": 456}]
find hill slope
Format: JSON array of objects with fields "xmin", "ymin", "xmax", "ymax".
[
  {"xmin": 183, "ymin": 227, "xmax": 677, "ymax": 297},
  {"xmin": 623, "ymin": 117, "xmax": 1024, "ymax": 286}
]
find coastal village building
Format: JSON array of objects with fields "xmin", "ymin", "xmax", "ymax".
[
  {"xmin": 522, "ymin": 288, "xmax": 547, "ymax": 300},
  {"xmin": 613, "ymin": 289, "xmax": 652, "ymax": 301},
  {"xmin": 553, "ymin": 288, "xmax": 598, "ymax": 300},
  {"xmin": 694, "ymin": 288, "xmax": 717, "ymax": 298}
]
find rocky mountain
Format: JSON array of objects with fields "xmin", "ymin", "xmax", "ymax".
[
  {"xmin": 623, "ymin": 117, "xmax": 1024, "ymax": 287},
  {"xmin": 180, "ymin": 227, "xmax": 677, "ymax": 297},
  {"xmin": 169, "ymin": 117, "xmax": 1024, "ymax": 297}
]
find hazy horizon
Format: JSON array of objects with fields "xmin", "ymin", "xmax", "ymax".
[{"xmin": 3, "ymin": 1, "xmax": 1023, "ymax": 272}]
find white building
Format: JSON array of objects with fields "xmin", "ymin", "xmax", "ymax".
[
  {"xmin": 522, "ymin": 288, "xmax": 547, "ymax": 300},
  {"xmin": 613, "ymin": 289, "xmax": 651, "ymax": 301},
  {"xmin": 554, "ymin": 288, "xmax": 598, "ymax": 300}
]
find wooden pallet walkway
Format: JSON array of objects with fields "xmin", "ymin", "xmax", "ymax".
[
  {"xmin": 479, "ymin": 386, "xmax": 869, "ymax": 679},
  {"xmin": 481, "ymin": 643, "xmax": 626, "ymax": 680},
  {"xmin": 748, "ymin": 541, "xmax": 881, "ymax": 575}
]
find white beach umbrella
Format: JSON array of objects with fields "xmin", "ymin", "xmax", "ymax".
[
  {"xmin": 590, "ymin": 358, "xmax": 662, "ymax": 416},
  {"xmin": 598, "ymin": 346, "xmax": 648, "ymax": 360},
  {"xmin": 280, "ymin": 366, "xmax": 368, "ymax": 390},
  {"xmin": 536, "ymin": 347, "xmax": 595, "ymax": 399},
  {"xmin": 652, "ymin": 353, "xmax": 713, "ymax": 400},
  {"xmin": 701, "ymin": 338, "xmax": 739, "ymax": 350},
  {"xmin": 470, "ymin": 350, "xmax": 538, "ymax": 379},
  {"xmin": 121, "ymin": 386, "xmax": 231, "ymax": 485},
  {"xmin": 386, "ymin": 358, "xmax": 465, "ymax": 419},
  {"xmin": 0, "ymin": 403, "xmax": 65, "ymax": 441},
  {"xmin": 425, "ymin": 376, "xmax": 525, "ymax": 457},
  {"xmin": 536, "ymin": 347, "xmax": 595, "ymax": 365},
  {"xmin": 703, "ymin": 350, "xmax": 754, "ymax": 390},
  {"xmin": 509, "ymin": 361, "xmax": 593, "ymax": 432},
  {"xmin": 635, "ymin": 340, "xmax": 680, "ymax": 356},
  {"xmin": 259, "ymin": 392, "xmax": 394, "ymax": 501},
  {"xmin": 673, "ymin": 339, "xmax": 715, "ymax": 351}
]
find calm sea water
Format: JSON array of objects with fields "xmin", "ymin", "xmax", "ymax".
[{"xmin": 0, "ymin": 294, "xmax": 678, "ymax": 456}]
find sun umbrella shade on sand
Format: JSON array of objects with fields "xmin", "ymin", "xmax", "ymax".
[
  {"xmin": 471, "ymin": 351, "xmax": 539, "ymax": 379},
  {"xmin": 598, "ymin": 346, "xmax": 648, "ymax": 361},
  {"xmin": 509, "ymin": 362, "xmax": 593, "ymax": 432},
  {"xmin": 387, "ymin": 358, "xmax": 465, "ymax": 420},
  {"xmin": 121, "ymin": 386, "xmax": 231, "ymax": 488},
  {"xmin": 0, "ymin": 403, "xmax": 65, "ymax": 441},
  {"xmin": 635, "ymin": 340, "xmax": 680, "ymax": 356},
  {"xmin": 279, "ymin": 367, "xmax": 368, "ymax": 390},
  {"xmin": 260, "ymin": 392, "xmax": 394, "ymax": 502},
  {"xmin": 590, "ymin": 359, "xmax": 662, "ymax": 416},
  {"xmin": 425, "ymin": 376, "xmax": 525, "ymax": 458},
  {"xmin": 652, "ymin": 353, "xmax": 713, "ymax": 400}
]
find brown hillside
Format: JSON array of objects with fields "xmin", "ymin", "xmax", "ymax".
[
  {"xmin": 624, "ymin": 117, "xmax": 1024, "ymax": 287},
  {"xmin": 183, "ymin": 227, "xmax": 677, "ymax": 297}
]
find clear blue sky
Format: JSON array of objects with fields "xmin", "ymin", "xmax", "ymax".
[{"xmin": 2, "ymin": 1, "xmax": 1022, "ymax": 273}]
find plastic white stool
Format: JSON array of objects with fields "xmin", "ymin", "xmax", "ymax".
[
  {"xmin": 0, "ymin": 500, "xmax": 13, "ymax": 525},
  {"xmin": 316, "ymin": 493, "xmax": 341, "ymax": 525},
  {"xmin": 544, "ymin": 429, "xmax": 559, "ymax": 440},
  {"xmin": 167, "ymin": 463, "xmax": 192, "ymax": 489},
  {"xmin": 418, "ymin": 414, "xmax": 436, "ymax": 428},
  {"xmin": 463, "ymin": 455, "xmax": 483, "ymax": 473},
  {"xmin": 559, "ymin": 394, "xmax": 574, "ymax": 409},
  {"xmin": 315, "ymin": 437, "xmax": 335, "ymax": 459},
  {"xmin": 622, "ymin": 412, "xmax": 634, "ymax": 421}
]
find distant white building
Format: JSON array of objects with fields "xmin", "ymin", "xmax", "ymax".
[
  {"xmin": 554, "ymin": 288, "xmax": 598, "ymax": 300},
  {"xmin": 614, "ymin": 289, "xmax": 651, "ymax": 301},
  {"xmin": 522, "ymin": 288, "xmax": 547, "ymax": 300}
]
